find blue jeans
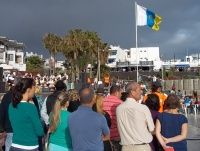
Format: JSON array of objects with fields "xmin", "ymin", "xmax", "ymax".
[{"xmin": 5, "ymin": 133, "xmax": 13, "ymax": 151}]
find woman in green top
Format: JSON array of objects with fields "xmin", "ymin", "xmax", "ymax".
[
  {"xmin": 48, "ymin": 92, "xmax": 72, "ymax": 151},
  {"xmin": 9, "ymin": 78, "xmax": 44, "ymax": 151}
]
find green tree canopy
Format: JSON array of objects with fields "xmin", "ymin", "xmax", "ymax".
[
  {"xmin": 26, "ymin": 56, "xmax": 44, "ymax": 73},
  {"xmin": 43, "ymin": 29, "xmax": 110, "ymax": 81},
  {"xmin": 60, "ymin": 29, "xmax": 109, "ymax": 79}
]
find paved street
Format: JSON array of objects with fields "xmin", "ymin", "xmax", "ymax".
[{"xmin": 187, "ymin": 114, "xmax": 200, "ymax": 151}]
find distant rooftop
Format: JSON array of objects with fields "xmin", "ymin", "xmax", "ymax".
[{"xmin": 0, "ymin": 36, "xmax": 25, "ymax": 49}]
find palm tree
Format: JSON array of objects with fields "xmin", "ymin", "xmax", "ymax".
[
  {"xmin": 99, "ymin": 43, "xmax": 110, "ymax": 65},
  {"xmin": 59, "ymin": 29, "xmax": 110, "ymax": 82},
  {"xmin": 60, "ymin": 29, "xmax": 83, "ymax": 81},
  {"xmin": 42, "ymin": 33, "xmax": 62, "ymax": 75}
]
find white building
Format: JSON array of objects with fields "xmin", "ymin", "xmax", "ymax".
[
  {"xmin": 107, "ymin": 45, "xmax": 162, "ymax": 70},
  {"xmin": 107, "ymin": 45, "xmax": 128, "ymax": 68},
  {"xmin": 162, "ymin": 54, "xmax": 200, "ymax": 70},
  {"xmin": 185, "ymin": 54, "xmax": 200, "ymax": 68},
  {"xmin": 0, "ymin": 36, "xmax": 26, "ymax": 71},
  {"xmin": 55, "ymin": 61, "xmax": 65, "ymax": 70},
  {"xmin": 162, "ymin": 59, "xmax": 189, "ymax": 70},
  {"xmin": 44, "ymin": 58, "xmax": 65, "ymax": 70},
  {"xmin": 25, "ymin": 52, "xmax": 43, "ymax": 59}
]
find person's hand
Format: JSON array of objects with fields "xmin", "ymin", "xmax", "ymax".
[
  {"xmin": 161, "ymin": 143, "xmax": 172, "ymax": 149},
  {"xmin": 162, "ymin": 136, "xmax": 170, "ymax": 144}
]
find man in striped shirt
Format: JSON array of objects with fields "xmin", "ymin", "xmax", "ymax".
[{"xmin": 103, "ymin": 85, "xmax": 122, "ymax": 151}]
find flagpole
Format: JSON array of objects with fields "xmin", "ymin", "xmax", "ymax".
[{"xmin": 135, "ymin": 1, "xmax": 139, "ymax": 82}]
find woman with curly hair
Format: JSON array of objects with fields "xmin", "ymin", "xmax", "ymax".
[{"xmin": 67, "ymin": 89, "xmax": 80, "ymax": 112}]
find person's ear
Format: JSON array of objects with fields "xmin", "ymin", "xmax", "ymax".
[
  {"xmin": 130, "ymin": 90, "xmax": 133, "ymax": 95},
  {"xmin": 26, "ymin": 88, "xmax": 31, "ymax": 94},
  {"xmin": 66, "ymin": 101, "xmax": 69, "ymax": 107}
]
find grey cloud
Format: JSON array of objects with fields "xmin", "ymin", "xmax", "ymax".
[{"xmin": 0, "ymin": 0, "xmax": 200, "ymax": 59}]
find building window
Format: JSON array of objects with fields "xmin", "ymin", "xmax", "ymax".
[
  {"xmin": 108, "ymin": 58, "xmax": 115, "ymax": 63},
  {"xmin": 8, "ymin": 54, "xmax": 14, "ymax": 61},
  {"xmin": 110, "ymin": 50, "xmax": 117, "ymax": 56},
  {"xmin": 127, "ymin": 52, "xmax": 130, "ymax": 58},
  {"xmin": 0, "ymin": 52, "xmax": 3, "ymax": 59},
  {"xmin": 16, "ymin": 55, "xmax": 22, "ymax": 63}
]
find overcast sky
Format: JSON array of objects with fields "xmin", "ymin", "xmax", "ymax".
[{"xmin": 0, "ymin": 0, "xmax": 200, "ymax": 59}]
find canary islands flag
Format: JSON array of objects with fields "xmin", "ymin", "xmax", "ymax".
[{"xmin": 136, "ymin": 4, "xmax": 162, "ymax": 31}]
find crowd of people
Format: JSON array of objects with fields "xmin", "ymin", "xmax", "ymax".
[
  {"xmin": 0, "ymin": 77, "xmax": 188, "ymax": 151},
  {"xmin": 3, "ymin": 72, "xmax": 69, "ymax": 90}
]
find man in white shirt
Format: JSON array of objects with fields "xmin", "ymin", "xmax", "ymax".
[{"xmin": 116, "ymin": 82, "xmax": 154, "ymax": 151}]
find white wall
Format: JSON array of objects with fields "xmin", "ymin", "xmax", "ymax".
[
  {"xmin": 107, "ymin": 45, "xmax": 127, "ymax": 67},
  {"xmin": 127, "ymin": 47, "xmax": 160, "ymax": 63},
  {"xmin": 107, "ymin": 46, "xmax": 161, "ymax": 70},
  {"xmin": 0, "ymin": 37, "xmax": 26, "ymax": 71},
  {"xmin": 25, "ymin": 51, "xmax": 43, "ymax": 59}
]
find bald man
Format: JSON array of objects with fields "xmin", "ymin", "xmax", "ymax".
[
  {"xmin": 69, "ymin": 88, "xmax": 110, "ymax": 151},
  {"xmin": 116, "ymin": 82, "xmax": 154, "ymax": 151}
]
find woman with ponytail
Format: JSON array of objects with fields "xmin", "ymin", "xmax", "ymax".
[
  {"xmin": 48, "ymin": 92, "xmax": 72, "ymax": 151},
  {"xmin": 8, "ymin": 78, "xmax": 44, "ymax": 151}
]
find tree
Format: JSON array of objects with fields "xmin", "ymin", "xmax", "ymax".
[
  {"xmin": 42, "ymin": 29, "xmax": 110, "ymax": 82},
  {"xmin": 92, "ymin": 64, "xmax": 110, "ymax": 79},
  {"xmin": 26, "ymin": 56, "xmax": 44, "ymax": 73},
  {"xmin": 60, "ymin": 29, "xmax": 109, "ymax": 81},
  {"xmin": 42, "ymin": 33, "xmax": 62, "ymax": 75}
]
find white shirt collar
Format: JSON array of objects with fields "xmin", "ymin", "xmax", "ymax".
[{"xmin": 126, "ymin": 97, "xmax": 137, "ymax": 104}]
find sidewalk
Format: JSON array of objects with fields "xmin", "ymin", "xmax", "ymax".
[{"xmin": 187, "ymin": 114, "xmax": 200, "ymax": 151}]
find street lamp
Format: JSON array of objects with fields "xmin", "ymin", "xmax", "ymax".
[
  {"xmin": 97, "ymin": 47, "xmax": 105, "ymax": 82},
  {"xmin": 161, "ymin": 55, "xmax": 165, "ymax": 90},
  {"xmin": 97, "ymin": 47, "xmax": 100, "ymax": 81}
]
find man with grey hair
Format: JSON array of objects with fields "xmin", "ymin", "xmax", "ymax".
[
  {"xmin": 116, "ymin": 82, "xmax": 154, "ymax": 151},
  {"xmin": 69, "ymin": 87, "xmax": 110, "ymax": 151}
]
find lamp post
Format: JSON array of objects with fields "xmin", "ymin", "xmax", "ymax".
[
  {"xmin": 161, "ymin": 55, "xmax": 164, "ymax": 90},
  {"xmin": 97, "ymin": 47, "xmax": 101, "ymax": 82}
]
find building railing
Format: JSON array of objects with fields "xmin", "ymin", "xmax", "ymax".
[{"xmin": 116, "ymin": 61, "xmax": 154, "ymax": 67}]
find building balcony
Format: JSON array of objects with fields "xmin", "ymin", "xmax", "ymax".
[{"xmin": 0, "ymin": 62, "xmax": 26, "ymax": 71}]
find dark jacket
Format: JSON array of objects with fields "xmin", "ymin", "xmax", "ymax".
[
  {"xmin": 68, "ymin": 100, "xmax": 81, "ymax": 113},
  {"xmin": 32, "ymin": 95, "xmax": 41, "ymax": 117},
  {"xmin": 0, "ymin": 90, "xmax": 13, "ymax": 133},
  {"xmin": 46, "ymin": 91, "xmax": 62, "ymax": 115}
]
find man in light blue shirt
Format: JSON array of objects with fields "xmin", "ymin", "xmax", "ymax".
[{"xmin": 69, "ymin": 88, "xmax": 110, "ymax": 151}]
